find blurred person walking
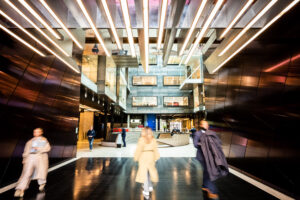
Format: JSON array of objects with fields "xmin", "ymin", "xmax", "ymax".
[
  {"xmin": 193, "ymin": 120, "xmax": 228, "ymax": 199},
  {"xmin": 14, "ymin": 128, "xmax": 51, "ymax": 197},
  {"xmin": 121, "ymin": 127, "xmax": 127, "ymax": 147},
  {"xmin": 134, "ymin": 127, "xmax": 160, "ymax": 199},
  {"xmin": 87, "ymin": 126, "xmax": 96, "ymax": 151}
]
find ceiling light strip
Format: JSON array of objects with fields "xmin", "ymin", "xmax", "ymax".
[
  {"xmin": 18, "ymin": 0, "xmax": 61, "ymax": 39},
  {"xmin": 143, "ymin": 0, "xmax": 149, "ymax": 73},
  {"xmin": 0, "ymin": 10, "xmax": 79, "ymax": 73},
  {"xmin": 179, "ymin": 0, "xmax": 208, "ymax": 56},
  {"xmin": 212, "ymin": 0, "xmax": 300, "ymax": 73},
  {"xmin": 5, "ymin": 0, "xmax": 70, "ymax": 57},
  {"xmin": 184, "ymin": 0, "xmax": 224, "ymax": 65},
  {"xmin": 218, "ymin": 0, "xmax": 277, "ymax": 56},
  {"xmin": 157, "ymin": 0, "xmax": 168, "ymax": 50},
  {"xmin": 39, "ymin": 0, "xmax": 83, "ymax": 49},
  {"xmin": 120, "ymin": 0, "xmax": 136, "ymax": 57},
  {"xmin": 0, "ymin": 24, "xmax": 45, "ymax": 57},
  {"xmin": 77, "ymin": 0, "xmax": 110, "ymax": 56},
  {"xmin": 220, "ymin": 0, "xmax": 254, "ymax": 39},
  {"xmin": 101, "ymin": 0, "xmax": 122, "ymax": 49}
]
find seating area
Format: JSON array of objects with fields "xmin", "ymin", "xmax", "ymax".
[{"xmin": 157, "ymin": 133, "xmax": 190, "ymax": 147}]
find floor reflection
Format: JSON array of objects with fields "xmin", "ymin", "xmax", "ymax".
[{"xmin": 0, "ymin": 158, "xmax": 278, "ymax": 200}]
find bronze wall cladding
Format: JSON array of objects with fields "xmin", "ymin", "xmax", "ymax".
[
  {"xmin": 0, "ymin": 31, "xmax": 80, "ymax": 187},
  {"xmin": 205, "ymin": 4, "xmax": 300, "ymax": 198}
]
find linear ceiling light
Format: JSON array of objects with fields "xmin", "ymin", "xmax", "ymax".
[
  {"xmin": 218, "ymin": 0, "xmax": 277, "ymax": 56},
  {"xmin": 0, "ymin": 24, "xmax": 45, "ymax": 57},
  {"xmin": 120, "ymin": 0, "xmax": 136, "ymax": 57},
  {"xmin": 157, "ymin": 0, "xmax": 168, "ymax": 50},
  {"xmin": 212, "ymin": 0, "xmax": 300, "ymax": 73},
  {"xmin": 179, "ymin": 0, "xmax": 208, "ymax": 56},
  {"xmin": 18, "ymin": 0, "xmax": 61, "ymax": 40},
  {"xmin": 0, "ymin": 10, "xmax": 79, "ymax": 73},
  {"xmin": 143, "ymin": 0, "xmax": 149, "ymax": 73},
  {"xmin": 39, "ymin": 0, "xmax": 83, "ymax": 49},
  {"xmin": 184, "ymin": 0, "xmax": 224, "ymax": 65},
  {"xmin": 101, "ymin": 0, "xmax": 122, "ymax": 49},
  {"xmin": 5, "ymin": 0, "xmax": 70, "ymax": 57},
  {"xmin": 220, "ymin": 0, "xmax": 254, "ymax": 39},
  {"xmin": 77, "ymin": 0, "xmax": 110, "ymax": 56}
]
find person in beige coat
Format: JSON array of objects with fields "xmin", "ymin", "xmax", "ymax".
[
  {"xmin": 134, "ymin": 127, "xmax": 160, "ymax": 197},
  {"xmin": 14, "ymin": 128, "xmax": 51, "ymax": 197}
]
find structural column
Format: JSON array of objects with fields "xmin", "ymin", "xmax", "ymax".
[{"xmin": 127, "ymin": 114, "xmax": 130, "ymax": 129}]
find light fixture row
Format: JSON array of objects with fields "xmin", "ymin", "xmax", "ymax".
[
  {"xmin": 143, "ymin": 0, "xmax": 149, "ymax": 73},
  {"xmin": 212, "ymin": 0, "xmax": 300, "ymax": 73},
  {"xmin": 218, "ymin": 0, "xmax": 278, "ymax": 57},
  {"xmin": 184, "ymin": 0, "xmax": 224, "ymax": 65},
  {"xmin": 0, "ymin": 9, "xmax": 80, "ymax": 73}
]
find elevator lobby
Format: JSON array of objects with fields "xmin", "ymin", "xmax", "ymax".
[{"xmin": 0, "ymin": 0, "xmax": 300, "ymax": 199}]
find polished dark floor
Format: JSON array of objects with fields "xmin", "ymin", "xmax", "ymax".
[{"xmin": 0, "ymin": 158, "xmax": 277, "ymax": 200}]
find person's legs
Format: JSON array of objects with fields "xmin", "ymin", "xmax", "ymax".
[
  {"xmin": 147, "ymin": 171, "xmax": 153, "ymax": 191},
  {"xmin": 122, "ymin": 137, "xmax": 126, "ymax": 147},
  {"xmin": 15, "ymin": 157, "xmax": 35, "ymax": 197},
  {"xmin": 88, "ymin": 138, "xmax": 94, "ymax": 150},
  {"xmin": 38, "ymin": 179, "xmax": 47, "ymax": 191},
  {"xmin": 143, "ymin": 171, "xmax": 150, "ymax": 195}
]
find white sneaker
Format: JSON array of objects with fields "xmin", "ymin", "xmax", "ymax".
[
  {"xmin": 143, "ymin": 191, "xmax": 149, "ymax": 196},
  {"xmin": 149, "ymin": 186, "xmax": 153, "ymax": 192}
]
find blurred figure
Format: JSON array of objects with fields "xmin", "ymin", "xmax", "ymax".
[
  {"xmin": 193, "ymin": 120, "xmax": 228, "ymax": 200},
  {"xmin": 121, "ymin": 127, "xmax": 126, "ymax": 147},
  {"xmin": 14, "ymin": 128, "xmax": 51, "ymax": 197},
  {"xmin": 87, "ymin": 126, "xmax": 96, "ymax": 151},
  {"xmin": 134, "ymin": 127, "xmax": 160, "ymax": 199},
  {"xmin": 190, "ymin": 126, "xmax": 197, "ymax": 138}
]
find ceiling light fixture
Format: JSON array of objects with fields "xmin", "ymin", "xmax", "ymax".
[
  {"xmin": 143, "ymin": 0, "xmax": 149, "ymax": 73},
  {"xmin": 0, "ymin": 10, "xmax": 80, "ymax": 73},
  {"xmin": 220, "ymin": 0, "xmax": 254, "ymax": 39},
  {"xmin": 5, "ymin": 0, "xmax": 70, "ymax": 57},
  {"xmin": 120, "ymin": 0, "xmax": 136, "ymax": 57},
  {"xmin": 0, "ymin": 24, "xmax": 45, "ymax": 57},
  {"xmin": 179, "ymin": 0, "xmax": 208, "ymax": 56},
  {"xmin": 77, "ymin": 0, "xmax": 110, "ymax": 56},
  {"xmin": 212, "ymin": 0, "xmax": 300, "ymax": 73},
  {"xmin": 39, "ymin": 0, "xmax": 83, "ymax": 49},
  {"xmin": 157, "ymin": 0, "xmax": 168, "ymax": 50},
  {"xmin": 101, "ymin": 0, "xmax": 122, "ymax": 49},
  {"xmin": 18, "ymin": 0, "xmax": 61, "ymax": 40},
  {"xmin": 218, "ymin": 0, "xmax": 277, "ymax": 56},
  {"xmin": 184, "ymin": 0, "xmax": 224, "ymax": 65}
]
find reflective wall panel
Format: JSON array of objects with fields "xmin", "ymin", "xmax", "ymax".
[
  {"xmin": 0, "ymin": 31, "xmax": 80, "ymax": 187},
  {"xmin": 205, "ymin": 4, "xmax": 300, "ymax": 198}
]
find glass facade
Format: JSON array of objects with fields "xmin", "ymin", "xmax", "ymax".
[
  {"xmin": 132, "ymin": 76, "xmax": 157, "ymax": 86},
  {"xmin": 119, "ymin": 68, "xmax": 127, "ymax": 109},
  {"xmin": 164, "ymin": 97, "xmax": 189, "ymax": 107},
  {"xmin": 105, "ymin": 57, "xmax": 117, "ymax": 100},
  {"xmin": 163, "ymin": 76, "xmax": 184, "ymax": 85},
  {"xmin": 132, "ymin": 97, "xmax": 157, "ymax": 107},
  {"xmin": 81, "ymin": 55, "xmax": 98, "ymax": 83}
]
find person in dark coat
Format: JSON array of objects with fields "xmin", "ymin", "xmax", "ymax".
[
  {"xmin": 193, "ymin": 120, "xmax": 229, "ymax": 199},
  {"xmin": 190, "ymin": 127, "xmax": 197, "ymax": 138},
  {"xmin": 87, "ymin": 126, "xmax": 96, "ymax": 151},
  {"xmin": 121, "ymin": 128, "xmax": 126, "ymax": 147}
]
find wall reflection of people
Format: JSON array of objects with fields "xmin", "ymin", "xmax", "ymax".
[
  {"xmin": 134, "ymin": 127, "xmax": 160, "ymax": 199},
  {"xmin": 14, "ymin": 128, "xmax": 51, "ymax": 198},
  {"xmin": 193, "ymin": 120, "xmax": 228, "ymax": 200}
]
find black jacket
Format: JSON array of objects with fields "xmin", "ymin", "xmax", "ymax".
[{"xmin": 87, "ymin": 130, "xmax": 96, "ymax": 138}]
